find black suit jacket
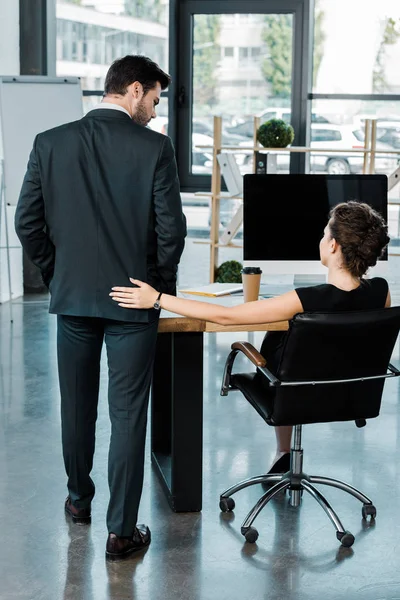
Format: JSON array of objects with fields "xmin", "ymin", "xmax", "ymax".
[{"xmin": 15, "ymin": 109, "xmax": 187, "ymax": 322}]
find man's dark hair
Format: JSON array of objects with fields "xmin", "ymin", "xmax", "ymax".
[{"xmin": 104, "ymin": 55, "xmax": 171, "ymax": 96}]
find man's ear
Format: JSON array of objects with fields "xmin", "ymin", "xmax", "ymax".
[
  {"xmin": 330, "ymin": 238, "xmax": 338, "ymax": 253},
  {"xmin": 130, "ymin": 81, "xmax": 143, "ymax": 99}
]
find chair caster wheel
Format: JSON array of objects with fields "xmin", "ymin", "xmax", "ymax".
[
  {"xmin": 219, "ymin": 497, "xmax": 235, "ymax": 512},
  {"xmin": 362, "ymin": 504, "xmax": 376, "ymax": 520},
  {"xmin": 242, "ymin": 526, "xmax": 259, "ymax": 543},
  {"xmin": 336, "ymin": 530, "xmax": 355, "ymax": 547}
]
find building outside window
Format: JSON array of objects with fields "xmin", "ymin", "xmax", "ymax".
[
  {"xmin": 222, "ymin": 46, "xmax": 234, "ymax": 58},
  {"xmin": 56, "ymin": 0, "xmax": 169, "ymax": 92}
]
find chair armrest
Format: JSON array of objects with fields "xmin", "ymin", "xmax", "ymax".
[
  {"xmin": 257, "ymin": 366, "xmax": 281, "ymax": 387},
  {"xmin": 231, "ymin": 342, "xmax": 266, "ymax": 367},
  {"xmin": 221, "ymin": 341, "xmax": 281, "ymax": 396},
  {"xmin": 231, "ymin": 342, "xmax": 281, "ymax": 386},
  {"xmin": 221, "ymin": 341, "xmax": 266, "ymax": 396}
]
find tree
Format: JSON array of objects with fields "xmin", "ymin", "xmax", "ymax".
[
  {"xmin": 313, "ymin": 0, "xmax": 326, "ymax": 88},
  {"xmin": 193, "ymin": 15, "xmax": 220, "ymax": 111},
  {"xmin": 261, "ymin": 3, "xmax": 325, "ymax": 98},
  {"xmin": 262, "ymin": 14, "xmax": 292, "ymax": 99},
  {"xmin": 373, "ymin": 17, "xmax": 400, "ymax": 93},
  {"xmin": 124, "ymin": 0, "xmax": 164, "ymax": 23}
]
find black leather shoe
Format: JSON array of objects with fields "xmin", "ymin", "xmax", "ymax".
[
  {"xmin": 106, "ymin": 525, "xmax": 151, "ymax": 561},
  {"xmin": 64, "ymin": 496, "xmax": 91, "ymax": 524},
  {"xmin": 267, "ymin": 453, "xmax": 291, "ymax": 475},
  {"xmin": 261, "ymin": 453, "xmax": 291, "ymax": 491}
]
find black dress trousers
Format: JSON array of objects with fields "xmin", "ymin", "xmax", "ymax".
[{"xmin": 57, "ymin": 313, "xmax": 159, "ymax": 537}]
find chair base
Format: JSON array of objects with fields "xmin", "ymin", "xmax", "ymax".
[{"xmin": 220, "ymin": 428, "xmax": 376, "ymax": 547}]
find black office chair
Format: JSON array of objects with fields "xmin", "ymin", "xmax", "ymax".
[{"xmin": 220, "ymin": 308, "xmax": 400, "ymax": 547}]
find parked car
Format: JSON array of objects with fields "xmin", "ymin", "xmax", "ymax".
[
  {"xmin": 192, "ymin": 119, "xmax": 248, "ymax": 145},
  {"xmin": 375, "ymin": 121, "xmax": 400, "ymax": 150},
  {"xmin": 149, "ymin": 116, "xmax": 248, "ymax": 146},
  {"xmin": 237, "ymin": 123, "xmax": 398, "ymax": 175},
  {"xmin": 192, "ymin": 132, "xmax": 214, "ymax": 174},
  {"xmin": 309, "ymin": 124, "xmax": 398, "ymax": 175},
  {"xmin": 225, "ymin": 110, "xmax": 331, "ymax": 139}
]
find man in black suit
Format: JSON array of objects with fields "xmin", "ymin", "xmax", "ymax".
[{"xmin": 15, "ymin": 55, "xmax": 186, "ymax": 560}]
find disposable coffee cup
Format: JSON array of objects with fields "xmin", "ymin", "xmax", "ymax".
[{"xmin": 241, "ymin": 267, "xmax": 262, "ymax": 302}]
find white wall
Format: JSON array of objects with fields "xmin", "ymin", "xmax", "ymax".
[{"xmin": 0, "ymin": 1, "xmax": 21, "ymax": 303}]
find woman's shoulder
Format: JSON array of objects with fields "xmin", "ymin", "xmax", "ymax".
[
  {"xmin": 360, "ymin": 277, "xmax": 389, "ymax": 307},
  {"xmin": 362, "ymin": 277, "xmax": 388, "ymax": 291},
  {"xmin": 365, "ymin": 276, "xmax": 387, "ymax": 283},
  {"xmin": 295, "ymin": 283, "xmax": 334, "ymax": 298},
  {"xmin": 294, "ymin": 283, "xmax": 335, "ymax": 310}
]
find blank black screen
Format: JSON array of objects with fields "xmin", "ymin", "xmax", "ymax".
[{"xmin": 243, "ymin": 174, "xmax": 388, "ymax": 261}]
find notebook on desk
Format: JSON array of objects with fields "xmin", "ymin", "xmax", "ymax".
[
  {"xmin": 179, "ymin": 282, "xmax": 294, "ymax": 299},
  {"xmin": 179, "ymin": 283, "xmax": 243, "ymax": 297}
]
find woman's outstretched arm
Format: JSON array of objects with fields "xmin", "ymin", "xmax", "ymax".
[{"xmin": 110, "ymin": 278, "xmax": 303, "ymax": 326}]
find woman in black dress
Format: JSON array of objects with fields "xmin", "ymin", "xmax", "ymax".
[{"xmin": 110, "ymin": 202, "xmax": 391, "ymax": 474}]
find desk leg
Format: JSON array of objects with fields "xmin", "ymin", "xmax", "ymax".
[{"xmin": 151, "ymin": 331, "xmax": 203, "ymax": 512}]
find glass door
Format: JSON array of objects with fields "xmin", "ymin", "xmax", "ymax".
[{"xmin": 177, "ymin": 0, "xmax": 313, "ymax": 190}]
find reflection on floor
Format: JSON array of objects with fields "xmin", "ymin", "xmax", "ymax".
[{"xmin": 1, "ymin": 294, "xmax": 400, "ymax": 600}]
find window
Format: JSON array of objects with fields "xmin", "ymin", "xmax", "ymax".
[
  {"xmin": 377, "ymin": 126, "xmax": 400, "ymax": 148},
  {"xmin": 223, "ymin": 80, "xmax": 264, "ymax": 88},
  {"xmin": 191, "ymin": 11, "xmax": 294, "ymax": 178},
  {"xmin": 313, "ymin": 0, "xmax": 400, "ymax": 94},
  {"xmin": 223, "ymin": 15, "xmax": 237, "ymax": 25},
  {"xmin": 310, "ymin": 99, "xmax": 400, "ymax": 187},
  {"xmin": 352, "ymin": 129, "xmax": 365, "ymax": 142},
  {"xmin": 192, "ymin": 121, "xmax": 213, "ymax": 135},
  {"xmin": 56, "ymin": 1, "xmax": 169, "ymax": 91},
  {"xmin": 237, "ymin": 14, "xmax": 260, "ymax": 24},
  {"xmin": 260, "ymin": 111, "xmax": 276, "ymax": 121},
  {"xmin": 226, "ymin": 120, "xmax": 253, "ymax": 137},
  {"xmin": 311, "ymin": 128, "xmax": 342, "ymax": 142},
  {"xmin": 311, "ymin": 99, "xmax": 400, "ymax": 128},
  {"xmin": 238, "ymin": 47, "xmax": 261, "ymax": 62}
]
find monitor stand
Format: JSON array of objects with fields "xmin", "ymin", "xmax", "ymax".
[{"xmin": 293, "ymin": 273, "xmax": 327, "ymax": 287}]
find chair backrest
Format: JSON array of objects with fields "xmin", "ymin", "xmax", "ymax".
[{"xmin": 268, "ymin": 307, "xmax": 400, "ymax": 426}]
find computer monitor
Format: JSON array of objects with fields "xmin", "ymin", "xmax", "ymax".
[{"xmin": 243, "ymin": 174, "xmax": 388, "ymax": 283}]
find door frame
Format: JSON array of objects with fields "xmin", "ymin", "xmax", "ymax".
[{"xmin": 172, "ymin": 0, "xmax": 314, "ymax": 191}]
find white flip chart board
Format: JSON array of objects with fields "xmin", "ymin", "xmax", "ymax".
[{"xmin": 0, "ymin": 76, "xmax": 83, "ymax": 206}]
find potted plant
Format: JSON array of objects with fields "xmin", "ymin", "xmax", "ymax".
[
  {"xmin": 257, "ymin": 118, "xmax": 295, "ymax": 148},
  {"xmin": 215, "ymin": 260, "xmax": 243, "ymax": 283}
]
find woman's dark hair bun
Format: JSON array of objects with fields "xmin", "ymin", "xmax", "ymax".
[{"xmin": 329, "ymin": 201, "xmax": 390, "ymax": 278}]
